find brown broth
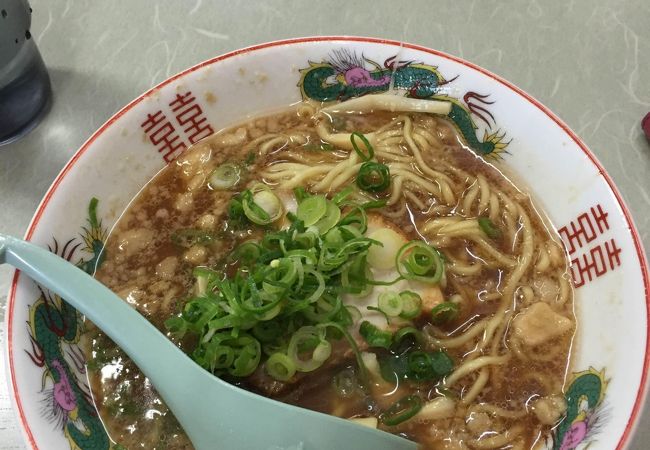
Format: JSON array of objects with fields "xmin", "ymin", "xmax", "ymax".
[{"xmin": 84, "ymin": 105, "xmax": 575, "ymax": 449}]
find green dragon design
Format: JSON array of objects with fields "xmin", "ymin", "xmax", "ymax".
[
  {"xmin": 26, "ymin": 198, "xmax": 115, "ymax": 450},
  {"xmin": 298, "ymin": 49, "xmax": 508, "ymax": 156},
  {"xmin": 553, "ymin": 368, "xmax": 608, "ymax": 450}
]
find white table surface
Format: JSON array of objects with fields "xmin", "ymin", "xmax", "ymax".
[{"xmin": 1, "ymin": 0, "xmax": 649, "ymax": 448}]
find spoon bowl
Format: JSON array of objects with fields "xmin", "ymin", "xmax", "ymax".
[{"xmin": 0, "ymin": 233, "xmax": 417, "ymax": 450}]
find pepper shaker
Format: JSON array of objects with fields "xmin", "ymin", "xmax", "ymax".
[{"xmin": 0, "ymin": 0, "xmax": 52, "ymax": 146}]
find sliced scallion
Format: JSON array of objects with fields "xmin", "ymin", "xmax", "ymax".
[
  {"xmin": 359, "ymin": 320, "xmax": 392, "ymax": 349},
  {"xmin": 164, "ymin": 183, "xmax": 421, "ymax": 381},
  {"xmin": 252, "ymin": 320, "xmax": 283, "ymax": 343},
  {"xmin": 232, "ymin": 241, "xmax": 262, "ymax": 266},
  {"xmin": 356, "ymin": 162, "xmax": 390, "ymax": 193},
  {"xmin": 378, "ymin": 291, "xmax": 402, "ymax": 317},
  {"xmin": 430, "ymin": 302, "xmax": 460, "ymax": 325},
  {"xmin": 407, "ymin": 351, "xmax": 436, "ymax": 381},
  {"xmin": 242, "ymin": 186, "xmax": 283, "ymax": 225},
  {"xmin": 379, "ymin": 394, "xmax": 423, "ymax": 426},
  {"xmin": 313, "ymin": 200, "xmax": 341, "ymax": 234},
  {"xmin": 345, "ymin": 305, "xmax": 362, "ymax": 324},
  {"xmin": 288, "ymin": 326, "xmax": 332, "ymax": 372},
  {"xmin": 209, "ymin": 163, "xmax": 241, "ymax": 190},
  {"xmin": 430, "ymin": 350, "xmax": 454, "ymax": 378},
  {"xmin": 164, "ymin": 316, "xmax": 187, "ymax": 339},
  {"xmin": 297, "ymin": 195, "xmax": 327, "ymax": 226},
  {"xmin": 350, "ymin": 132, "xmax": 374, "ymax": 161},
  {"xmin": 398, "ymin": 291, "xmax": 422, "ymax": 319},
  {"xmin": 395, "ymin": 241, "xmax": 444, "ymax": 284},
  {"xmin": 228, "ymin": 335, "xmax": 261, "ymax": 377},
  {"xmin": 393, "ymin": 326, "xmax": 423, "ymax": 346},
  {"xmin": 265, "ymin": 353, "xmax": 296, "ymax": 381},
  {"xmin": 478, "ymin": 217, "xmax": 501, "ymax": 239},
  {"xmin": 332, "ymin": 186, "xmax": 354, "ymax": 205}
]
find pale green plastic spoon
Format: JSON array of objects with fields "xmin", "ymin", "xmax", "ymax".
[{"xmin": 0, "ymin": 234, "xmax": 417, "ymax": 450}]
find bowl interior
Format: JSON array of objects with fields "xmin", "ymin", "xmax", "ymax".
[{"xmin": 5, "ymin": 37, "xmax": 649, "ymax": 450}]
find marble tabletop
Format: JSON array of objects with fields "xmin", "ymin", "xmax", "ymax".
[{"xmin": 1, "ymin": 0, "xmax": 649, "ymax": 448}]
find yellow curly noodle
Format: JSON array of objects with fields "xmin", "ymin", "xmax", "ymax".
[{"xmin": 260, "ymin": 101, "xmax": 575, "ymax": 448}]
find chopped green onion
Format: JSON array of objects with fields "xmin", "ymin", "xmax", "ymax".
[
  {"xmin": 396, "ymin": 241, "xmax": 444, "ymax": 284},
  {"xmin": 182, "ymin": 299, "xmax": 219, "ymax": 331},
  {"xmin": 408, "ymin": 351, "xmax": 436, "ymax": 381},
  {"xmin": 265, "ymin": 353, "xmax": 296, "ymax": 382},
  {"xmin": 209, "ymin": 163, "xmax": 241, "ymax": 190},
  {"xmin": 164, "ymin": 316, "xmax": 187, "ymax": 339},
  {"xmin": 297, "ymin": 195, "xmax": 327, "ymax": 226},
  {"xmin": 430, "ymin": 350, "xmax": 454, "ymax": 378},
  {"xmin": 293, "ymin": 186, "xmax": 309, "ymax": 203},
  {"xmin": 302, "ymin": 293, "xmax": 341, "ymax": 322},
  {"xmin": 360, "ymin": 199, "xmax": 387, "ymax": 210},
  {"xmin": 242, "ymin": 186, "xmax": 283, "ymax": 225},
  {"xmin": 241, "ymin": 190, "xmax": 269, "ymax": 224},
  {"xmin": 356, "ymin": 162, "xmax": 390, "ymax": 193},
  {"xmin": 232, "ymin": 241, "xmax": 262, "ymax": 266},
  {"xmin": 210, "ymin": 346, "xmax": 235, "ymax": 369},
  {"xmin": 379, "ymin": 395, "xmax": 423, "ymax": 426},
  {"xmin": 288, "ymin": 326, "xmax": 332, "ymax": 372},
  {"xmin": 430, "ymin": 302, "xmax": 460, "ymax": 325},
  {"xmin": 318, "ymin": 321, "xmax": 368, "ymax": 382},
  {"xmin": 338, "ymin": 206, "xmax": 369, "ymax": 234},
  {"xmin": 478, "ymin": 217, "xmax": 501, "ymax": 239},
  {"xmin": 313, "ymin": 200, "xmax": 341, "ymax": 234},
  {"xmin": 227, "ymin": 195, "xmax": 246, "ymax": 225},
  {"xmin": 359, "ymin": 321, "xmax": 392, "ymax": 349},
  {"xmin": 393, "ymin": 326, "xmax": 423, "ymax": 347},
  {"xmin": 350, "ymin": 132, "xmax": 374, "ymax": 161},
  {"xmin": 332, "ymin": 186, "xmax": 354, "ymax": 205},
  {"xmin": 252, "ymin": 320, "xmax": 283, "ymax": 343},
  {"xmin": 378, "ymin": 291, "xmax": 402, "ymax": 317},
  {"xmin": 253, "ymin": 190, "xmax": 283, "ymax": 223},
  {"xmin": 165, "ymin": 188, "xmax": 409, "ymax": 380},
  {"xmin": 228, "ymin": 335, "xmax": 261, "ymax": 377},
  {"xmin": 193, "ymin": 332, "xmax": 261, "ymax": 377},
  {"xmin": 399, "ymin": 291, "xmax": 422, "ymax": 319},
  {"xmin": 345, "ymin": 305, "xmax": 362, "ymax": 323},
  {"xmin": 262, "ymin": 339, "xmax": 288, "ymax": 357},
  {"xmin": 367, "ymin": 306, "xmax": 390, "ymax": 324},
  {"xmin": 340, "ymin": 252, "xmax": 372, "ymax": 296},
  {"xmin": 405, "ymin": 350, "xmax": 454, "ymax": 381}
]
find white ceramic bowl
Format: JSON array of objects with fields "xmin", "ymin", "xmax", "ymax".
[{"xmin": 5, "ymin": 37, "xmax": 650, "ymax": 450}]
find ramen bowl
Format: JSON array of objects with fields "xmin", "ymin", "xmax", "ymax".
[{"xmin": 4, "ymin": 37, "xmax": 649, "ymax": 450}]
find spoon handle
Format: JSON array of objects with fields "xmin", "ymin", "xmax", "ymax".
[
  {"xmin": 0, "ymin": 235, "xmax": 223, "ymax": 437},
  {"xmin": 0, "ymin": 234, "xmax": 211, "ymax": 397},
  {"xmin": 1, "ymin": 234, "xmax": 418, "ymax": 450},
  {"xmin": 1, "ymin": 233, "xmax": 196, "ymax": 378}
]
